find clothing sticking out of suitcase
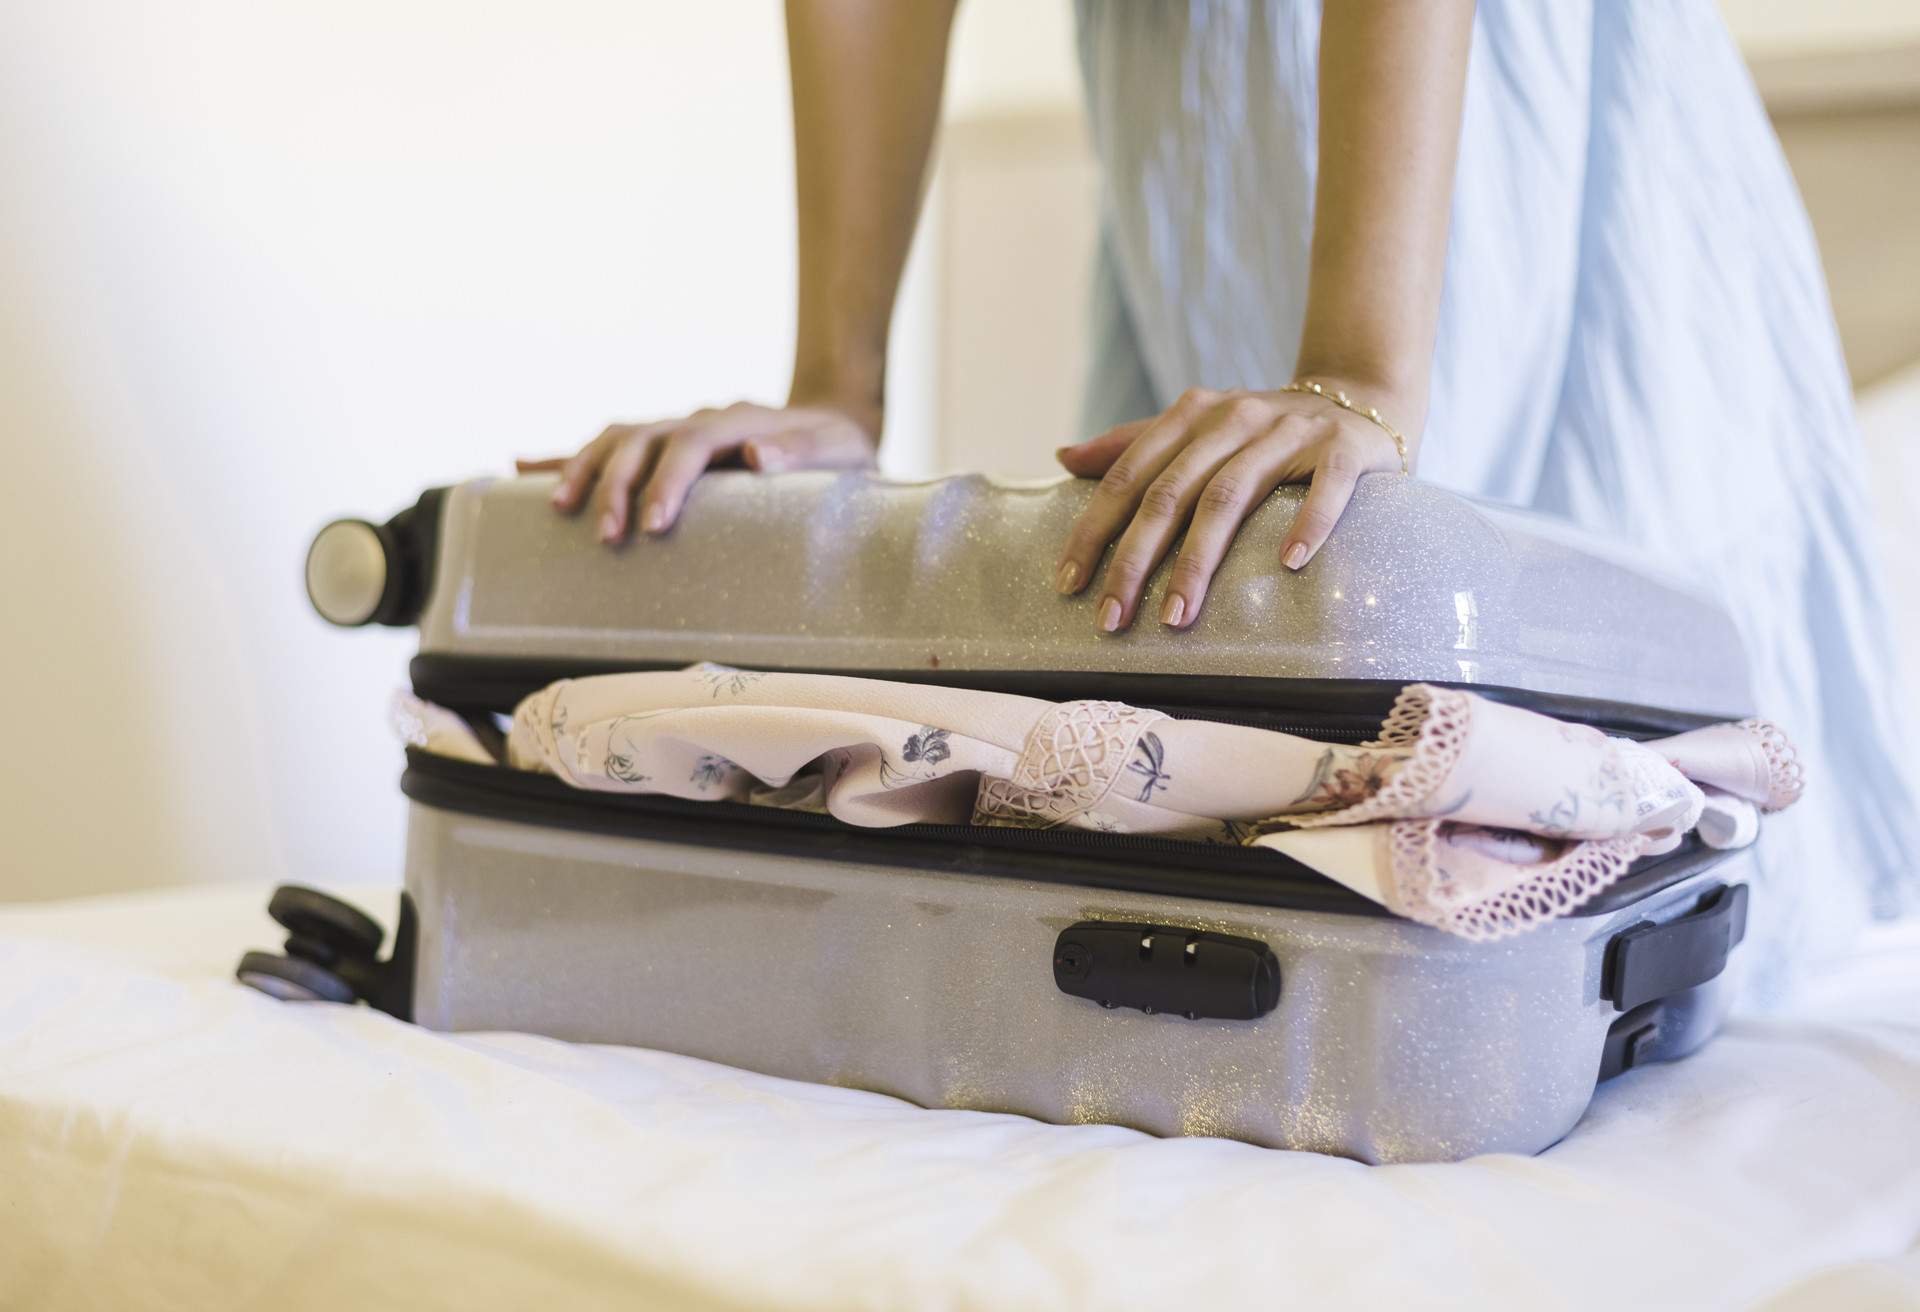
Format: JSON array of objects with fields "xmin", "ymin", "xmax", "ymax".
[{"xmin": 256, "ymin": 471, "xmax": 1771, "ymax": 1164}]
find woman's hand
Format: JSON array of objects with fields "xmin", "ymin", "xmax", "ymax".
[
  {"xmin": 1051, "ymin": 382, "xmax": 1416, "ymax": 632},
  {"xmin": 518, "ymin": 395, "xmax": 879, "ymax": 543},
  {"xmin": 1044, "ymin": 0, "xmax": 1468, "ymax": 634},
  {"xmin": 516, "ymin": 0, "xmax": 953, "ymax": 543}
]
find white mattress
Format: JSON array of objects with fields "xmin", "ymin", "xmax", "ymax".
[{"xmin": 3, "ymin": 882, "xmax": 1917, "ymax": 1312}]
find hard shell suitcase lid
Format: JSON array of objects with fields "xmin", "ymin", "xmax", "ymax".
[{"xmin": 318, "ymin": 472, "xmax": 1751, "ymax": 719}]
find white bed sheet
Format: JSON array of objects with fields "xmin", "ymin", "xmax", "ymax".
[{"xmin": 2, "ymin": 882, "xmax": 1916, "ymax": 1312}]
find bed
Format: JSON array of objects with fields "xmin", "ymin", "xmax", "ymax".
[{"xmin": 3, "ymin": 881, "xmax": 1916, "ymax": 1311}]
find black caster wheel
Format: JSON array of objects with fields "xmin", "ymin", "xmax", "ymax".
[
  {"xmin": 268, "ymin": 885, "xmax": 384, "ymax": 963},
  {"xmin": 236, "ymin": 950, "xmax": 356, "ymax": 1004},
  {"xmin": 238, "ymin": 887, "xmax": 416, "ymax": 1021}
]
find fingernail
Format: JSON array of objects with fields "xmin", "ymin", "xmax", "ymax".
[
  {"xmin": 1283, "ymin": 542, "xmax": 1307, "ymax": 570},
  {"xmin": 1160, "ymin": 594, "xmax": 1185, "ymax": 627},
  {"xmin": 551, "ymin": 489, "xmax": 569, "ymax": 508},
  {"xmin": 641, "ymin": 504, "xmax": 666, "ymax": 533},
  {"xmin": 1054, "ymin": 561, "xmax": 1080, "ymax": 594},
  {"xmin": 599, "ymin": 514, "xmax": 619, "ymax": 542},
  {"xmin": 1054, "ymin": 446, "xmax": 1072, "ymax": 460},
  {"xmin": 1098, "ymin": 597, "xmax": 1122, "ymax": 632}
]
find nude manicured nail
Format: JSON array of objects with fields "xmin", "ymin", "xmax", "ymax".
[
  {"xmin": 599, "ymin": 514, "xmax": 619, "ymax": 542},
  {"xmin": 1098, "ymin": 597, "xmax": 1122, "ymax": 632},
  {"xmin": 1283, "ymin": 542, "xmax": 1308, "ymax": 570},
  {"xmin": 641, "ymin": 504, "xmax": 667, "ymax": 533},
  {"xmin": 1160, "ymin": 594, "xmax": 1185, "ymax": 627},
  {"xmin": 1054, "ymin": 561, "xmax": 1081, "ymax": 594},
  {"xmin": 551, "ymin": 488, "xmax": 569, "ymax": 508}
]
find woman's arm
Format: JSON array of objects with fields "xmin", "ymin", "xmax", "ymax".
[
  {"xmin": 535, "ymin": 0, "xmax": 958, "ymax": 541},
  {"xmin": 787, "ymin": 0, "xmax": 959, "ymax": 437},
  {"xmin": 1293, "ymin": 0, "xmax": 1474, "ymax": 426},
  {"xmin": 1054, "ymin": 0, "xmax": 1474, "ymax": 632}
]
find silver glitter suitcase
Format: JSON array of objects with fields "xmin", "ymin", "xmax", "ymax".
[{"xmin": 256, "ymin": 472, "xmax": 1760, "ymax": 1164}]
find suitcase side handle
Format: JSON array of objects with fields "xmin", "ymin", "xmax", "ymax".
[{"xmin": 1601, "ymin": 882, "xmax": 1748, "ymax": 1014}]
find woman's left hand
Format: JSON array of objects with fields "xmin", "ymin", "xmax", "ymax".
[{"xmin": 1052, "ymin": 382, "xmax": 1417, "ymax": 632}]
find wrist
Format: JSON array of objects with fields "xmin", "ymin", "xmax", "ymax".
[
  {"xmin": 1286, "ymin": 360, "xmax": 1428, "ymax": 442},
  {"xmin": 787, "ymin": 361, "xmax": 885, "ymax": 445}
]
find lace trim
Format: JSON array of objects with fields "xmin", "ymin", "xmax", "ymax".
[
  {"xmin": 1288, "ymin": 683, "xmax": 1473, "ymax": 828},
  {"xmin": 1739, "ymin": 718, "xmax": 1804, "ymax": 811},
  {"xmin": 974, "ymin": 700, "xmax": 1167, "ymax": 828},
  {"xmin": 1387, "ymin": 820, "xmax": 1648, "ymax": 942}
]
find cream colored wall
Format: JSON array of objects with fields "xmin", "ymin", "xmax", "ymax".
[
  {"xmin": 946, "ymin": 0, "xmax": 1080, "ymax": 114},
  {"xmin": 941, "ymin": 0, "xmax": 1920, "ymax": 109},
  {"xmin": 1719, "ymin": 0, "xmax": 1920, "ymax": 55}
]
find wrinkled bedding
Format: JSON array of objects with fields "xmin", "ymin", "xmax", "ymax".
[{"xmin": 2, "ymin": 883, "xmax": 1916, "ymax": 1311}]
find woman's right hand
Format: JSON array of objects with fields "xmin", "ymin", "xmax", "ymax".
[{"xmin": 517, "ymin": 396, "xmax": 880, "ymax": 543}]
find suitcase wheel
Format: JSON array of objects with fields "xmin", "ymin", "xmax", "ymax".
[
  {"xmin": 267, "ymin": 885, "xmax": 385, "ymax": 963},
  {"xmin": 238, "ymin": 885, "xmax": 415, "ymax": 1019},
  {"xmin": 236, "ymin": 949, "xmax": 356, "ymax": 1005}
]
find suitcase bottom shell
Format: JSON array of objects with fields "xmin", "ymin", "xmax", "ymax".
[{"xmin": 397, "ymin": 792, "xmax": 1752, "ymax": 1165}]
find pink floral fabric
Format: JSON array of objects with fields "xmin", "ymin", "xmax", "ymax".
[
  {"xmin": 1256, "ymin": 685, "xmax": 1802, "ymax": 939},
  {"xmin": 408, "ymin": 666, "xmax": 1803, "ymax": 940}
]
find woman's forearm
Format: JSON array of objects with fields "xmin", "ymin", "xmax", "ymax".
[
  {"xmin": 1294, "ymin": 0, "xmax": 1475, "ymax": 440},
  {"xmin": 785, "ymin": 0, "xmax": 959, "ymax": 425}
]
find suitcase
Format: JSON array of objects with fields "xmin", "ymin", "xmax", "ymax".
[{"xmin": 264, "ymin": 471, "xmax": 1758, "ymax": 1164}]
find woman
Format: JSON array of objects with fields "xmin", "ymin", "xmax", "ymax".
[{"xmin": 522, "ymin": 1, "xmax": 1916, "ymax": 995}]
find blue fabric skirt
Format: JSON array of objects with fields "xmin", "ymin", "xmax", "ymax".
[{"xmin": 1073, "ymin": 0, "xmax": 1918, "ymax": 998}]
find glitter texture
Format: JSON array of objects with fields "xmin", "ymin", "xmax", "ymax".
[
  {"xmin": 409, "ymin": 803, "xmax": 1754, "ymax": 1164},
  {"xmin": 422, "ymin": 472, "xmax": 1752, "ymax": 716},
  {"xmin": 393, "ymin": 471, "xmax": 1757, "ymax": 1164}
]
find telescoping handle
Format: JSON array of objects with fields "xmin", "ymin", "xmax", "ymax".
[{"xmin": 304, "ymin": 487, "xmax": 448, "ymax": 628}]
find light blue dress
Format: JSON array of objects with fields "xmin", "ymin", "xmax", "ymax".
[{"xmin": 1073, "ymin": 0, "xmax": 1917, "ymax": 997}]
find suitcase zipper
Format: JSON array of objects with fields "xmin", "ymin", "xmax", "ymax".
[
  {"xmin": 400, "ymin": 748, "xmax": 1724, "ymax": 920},
  {"xmin": 408, "ymin": 655, "xmax": 1720, "ymax": 742},
  {"xmin": 398, "ymin": 654, "xmax": 1727, "ymax": 917}
]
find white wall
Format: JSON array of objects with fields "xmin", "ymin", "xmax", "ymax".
[{"xmin": 0, "ymin": 0, "xmax": 945, "ymax": 901}]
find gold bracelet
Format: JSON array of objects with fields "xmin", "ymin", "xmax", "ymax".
[{"xmin": 1280, "ymin": 380, "xmax": 1410, "ymax": 474}]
